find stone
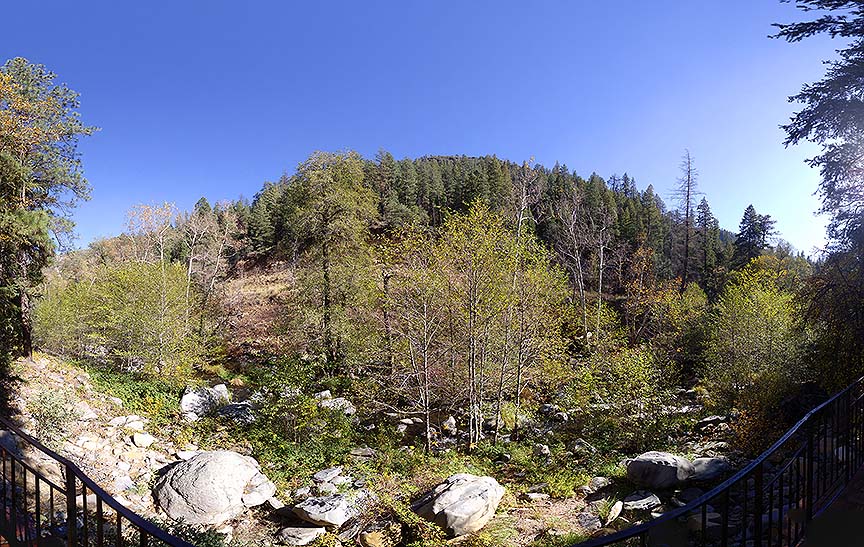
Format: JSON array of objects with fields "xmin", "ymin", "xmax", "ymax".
[
  {"xmin": 697, "ymin": 415, "xmax": 727, "ymax": 429},
  {"xmin": 293, "ymin": 490, "xmax": 375, "ymax": 528},
  {"xmin": 349, "ymin": 447, "xmax": 376, "ymax": 461},
  {"xmin": 691, "ymin": 457, "xmax": 732, "ymax": 481},
  {"xmin": 533, "ymin": 444, "xmax": 550, "ymax": 458},
  {"xmin": 153, "ymin": 450, "xmax": 275, "ymax": 525},
  {"xmin": 626, "ymin": 451, "xmax": 695, "ymax": 489},
  {"xmin": 606, "ymin": 500, "xmax": 623, "ymax": 525},
  {"xmin": 314, "ymin": 466, "xmax": 343, "ymax": 483},
  {"xmin": 132, "ymin": 433, "xmax": 155, "ymax": 448},
  {"xmin": 125, "ymin": 420, "xmax": 145, "ymax": 431},
  {"xmin": 358, "ymin": 522, "xmax": 401, "ymax": 547},
  {"xmin": 113, "ymin": 475, "xmax": 135, "ymax": 492},
  {"xmin": 277, "ymin": 526, "xmax": 327, "ymax": 546},
  {"xmin": 672, "ymin": 487, "xmax": 704, "ymax": 507},
  {"xmin": 413, "ymin": 474, "xmax": 505, "ymax": 537},
  {"xmin": 522, "ymin": 492, "xmax": 549, "ymax": 501},
  {"xmin": 175, "ymin": 450, "xmax": 199, "ymax": 461},
  {"xmin": 317, "ymin": 482, "xmax": 338, "ymax": 495},
  {"xmin": 179, "ymin": 385, "xmax": 230, "ymax": 422},
  {"xmin": 216, "ymin": 402, "xmax": 256, "ymax": 425},
  {"xmin": 572, "ymin": 438, "xmax": 598, "ymax": 457},
  {"xmin": 576, "ymin": 512, "xmax": 602, "ymax": 532},
  {"xmin": 622, "ymin": 491, "xmax": 661, "ymax": 511},
  {"xmin": 314, "ymin": 390, "xmax": 332, "ymax": 400},
  {"xmin": 268, "ymin": 497, "xmax": 286, "ymax": 510},
  {"xmin": 589, "ymin": 477, "xmax": 611, "ymax": 492},
  {"xmin": 0, "ymin": 430, "xmax": 22, "ymax": 458},
  {"xmin": 319, "ymin": 397, "xmax": 356, "ymax": 416},
  {"xmin": 441, "ymin": 416, "xmax": 457, "ymax": 435}
]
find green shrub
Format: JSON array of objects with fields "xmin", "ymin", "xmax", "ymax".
[
  {"xmin": 28, "ymin": 388, "xmax": 78, "ymax": 442},
  {"xmin": 87, "ymin": 365, "xmax": 179, "ymax": 427}
]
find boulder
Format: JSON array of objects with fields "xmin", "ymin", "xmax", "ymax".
[
  {"xmin": 622, "ymin": 491, "xmax": 661, "ymax": 511},
  {"xmin": 413, "ymin": 474, "xmax": 504, "ymax": 537},
  {"xmin": 441, "ymin": 416, "xmax": 457, "ymax": 436},
  {"xmin": 293, "ymin": 490, "xmax": 374, "ymax": 528},
  {"xmin": 277, "ymin": 526, "xmax": 327, "ymax": 546},
  {"xmin": 153, "ymin": 450, "xmax": 275, "ymax": 525},
  {"xmin": 576, "ymin": 512, "xmax": 602, "ymax": 532},
  {"xmin": 180, "ymin": 384, "xmax": 230, "ymax": 421},
  {"xmin": 314, "ymin": 466, "xmax": 344, "ymax": 482},
  {"xmin": 217, "ymin": 402, "xmax": 256, "ymax": 425},
  {"xmin": 626, "ymin": 451, "xmax": 695, "ymax": 489},
  {"xmin": 319, "ymin": 397, "xmax": 356, "ymax": 416},
  {"xmin": 691, "ymin": 457, "xmax": 732, "ymax": 481},
  {"xmin": 132, "ymin": 433, "xmax": 155, "ymax": 448}
]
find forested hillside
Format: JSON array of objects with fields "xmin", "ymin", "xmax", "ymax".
[{"xmin": 3, "ymin": 2, "xmax": 864, "ymax": 537}]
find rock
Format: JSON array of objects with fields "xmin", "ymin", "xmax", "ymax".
[
  {"xmin": 319, "ymin": 397, "xmax": 356, "ymax": 416},
  {"xmin": 691, "ymin": 457, "xmax": 732, "ymax": 481},
  {"xmin": 697, "ymin": 415, "xmax": 727, "ymax": 429},
  {"xmin": 606, "ymin": 500, "xmax": 623, "ymax": 525},
  {"xmin": 314, "ymin": 466, "xmax": 343, "ymax": 483},
  {"xmin": 179, "ymin": 385, "xmax": 230, "ymax": 422},
  {"xmin": 293, "ymin": 490, "xmax": 375, "ymax": 528},
  {"xmin": 317, "ymin": 482, "xmax": 338, "ymax": 495},
  {"xmin": 576, "ymin": 512, "xmax": 602, "ymax": 532},
  {"xmin": 626, "ymin": 451, "xmax": 695, "ymax": 489},
  {"xmin": 314, "ymin": 390, "xmax": 332, "ymax": 400},
  {"xmin": 217, "ymin": 402, "xmax": 256, "ymax": 425},
  {"xmin": 534, "ymin": 444, "xmax": 551, "ymax": 458},
  {"xmin": 539, "ymin": 404, "xmax": 561, "ymax": 415},
  {"xmin": 277, "ymin": 526, "xmax": 327, "ymax": 546},
  {"xmin": 395, "ymin": 424, "xmax": 408, "ymax": 434},
  {"xmin": 672, "ymin": 487, "xmax": 704, "ymax": 507},
  {"xmin": 572, "ymin": 438, "xmax": 598, "ymax": 457},
  {"xmin": 523, "ymin": 492, "xmax": 549, "ymax": 501},
  {"xmin": 268, "ymin": 497, "xmax": 286, "ymax": 510},
  {"xmin": 0, "ymin": 430, "xmax": 22, "ymax": 458},
  {"xmin": 175, "ymin": 450, "xmax": 199, "ymax": 461},
  {"xmin": 153, "ymin": 450, "xmax": 276, "ymax": 525},
  {"xmin": 413, "ymin": 474, "xmax": 505, "ymax": 537},
  {"xmin": 132, "ymin": 433, "xmax": 155, "ymax": 448},
  {"xmin": 589, "ymin": 477, "xmax": 611, "ymax": 492},
  {"xmin": 441, "ymin": 416, "xmax": 457, "ymax": 436},
  {"xmin": 349, "ymin": 447, "xmax": 376, "ymax": 462},
  {"xmin": 622, "ymin": 491, "xmax": 661, "ymax": 511},
  {"xmin": 359, "ymin": 522, "xmax": 401, "ymax": 547},
  {"xmin": 113, "ymin": 475, "xmax": 135, "ymax": 492}
]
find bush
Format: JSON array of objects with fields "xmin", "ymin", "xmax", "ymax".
[
  {"xmin": 87, "ymin": 365, "xmax": 180, "ymax": 428},
  {"xmin": 28, "ymin": 388, "xmax": 79, "ymax": 442},
  {"xmin": 564, "ymin": 345, "xmax": 676, "ymax": 452}
]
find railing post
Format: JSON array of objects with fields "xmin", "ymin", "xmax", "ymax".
[
  {"xmin": 754, "ymin": 462, "xmax": 764, "ymax": 547},
  {"xmin": 805, "ymin": 425, "xmax": 814, "ymax": 525},
  {"xmin": 65, "ymin": 463, "xmax": 77, "ymax": 547},
  {"xmin": 846, "ymin": 391, "xmax": 853, "ymax": 483}
]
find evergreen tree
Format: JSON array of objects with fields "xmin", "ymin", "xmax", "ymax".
[{"xmin": 733, "ymin": 205, "xmax": 776, "ymax": 268}]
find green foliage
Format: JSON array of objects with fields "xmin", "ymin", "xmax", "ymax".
[
  {"xmin": 702, "ymin": 266, "xmax": 803, "ymax": 411},
  {"xmin": 463, "ymin": 516, "xmax": 519, "ymax": 547},
  {"xmin": 566, "ymin": 345, "xmax": 676, "ymax": 452},
  {"xmin": 150, "ymin": 520, "xmax": 226, "ymax": 547},
  {"xmin": 378, "ymin": 493, "xmax": 447, "ymax": 547},
  {"xmin": 531, "ymin": 531, "xmax": 591, "ymax": 547},
  {"xmin": 87, "ymin": 365, "xmax": 179, "ymax": 428},
  {"xmin": 34, "ymin": 261, "xmax": 208, "ymax": 381},
  {"xmin": 28, "ymin": 388, "xmax": 78, "ymax": 442}
]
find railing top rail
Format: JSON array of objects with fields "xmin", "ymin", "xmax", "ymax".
[
  {"xmin": 0, "ymin": 413, "xmax": 197, "ymax": 547},
  {"xmin": 573, "ymin": 375, "xmax": 864, "ymax": 547}
]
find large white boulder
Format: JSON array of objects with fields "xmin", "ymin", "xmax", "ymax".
[
  {"xmin": 293, "ymin": 490, "xmax": 374, "ymax": 528},
  {"xmin": 626, "ymin": 451, "xmax": 695, "ymax": 489},
  {"xmin": 180, "ymin": 384, "xmax": 230, "ymax": 421},
  {"xmin": 413, "ymin": 474, "xmax": 504, "ymax": 537},
  {"xmin": 153, "ymin": 450, "xmax": 275, "ymax": 525}
]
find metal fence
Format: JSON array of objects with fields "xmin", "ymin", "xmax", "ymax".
[
  {"xmin": 574, "ymin": 376, "xmax": 864, "ymax": 547},
  {"xmin": 0, "ymin": 414, "xmax": 194, "ymax": 547}
]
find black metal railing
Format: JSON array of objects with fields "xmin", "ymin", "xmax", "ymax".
[
  {"xmin": 0, "ymin": 415, "xmax": 195, "ymax": 547},
  {"xmin": 574, "ymin": 376, "xmax": 864, "ymax": 547}
]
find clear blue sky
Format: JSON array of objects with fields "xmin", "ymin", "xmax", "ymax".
[{"xmin": 1, "ymin": 1, "xmax": 840, "ymax": 253}]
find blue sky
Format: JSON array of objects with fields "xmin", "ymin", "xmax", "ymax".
[{"xmin": 1, "ymin": 1, "xmax": 840, "ymax": 253}]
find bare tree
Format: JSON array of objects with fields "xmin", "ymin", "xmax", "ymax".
[{"xmin": 672, "ymin": 150, "xmax": 699, "ymax": 291}]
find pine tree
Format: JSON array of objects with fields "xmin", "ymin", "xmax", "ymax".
[{"xmin": 733, "ymin": 205, "xmax": 776, "ymax": 269}]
